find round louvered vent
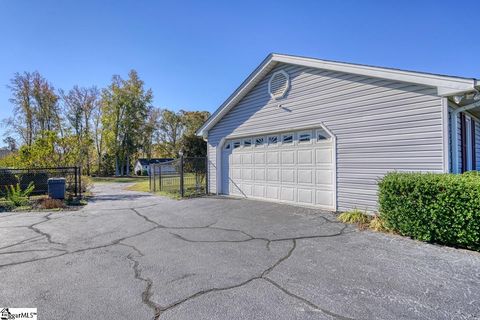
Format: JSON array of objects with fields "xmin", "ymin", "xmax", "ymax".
[{"xmin": 268, "ymin": 70, "xmax": 290, "ymax": 99}]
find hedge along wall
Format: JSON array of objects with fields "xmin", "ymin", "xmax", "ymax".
[{"xmin": 378, "ymin": 172, "xmax": 480, "ymax": 251}]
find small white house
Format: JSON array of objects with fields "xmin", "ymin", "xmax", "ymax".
[
  {"xmin": 197, "ymin": 53, "xmax": 480, "ymax": 211},
  {"xmin": 134, "ymin": 158, "xmax": 175, "ymax": 176}
]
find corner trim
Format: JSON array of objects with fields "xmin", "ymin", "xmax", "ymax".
[{"xmin": 441, "ymin": 97, "xmax": 450, "ymax": 173}]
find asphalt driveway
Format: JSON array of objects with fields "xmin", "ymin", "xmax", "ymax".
[{"xmin": 0, "ymin": 183, "xmax": 479, "ymax": 320}]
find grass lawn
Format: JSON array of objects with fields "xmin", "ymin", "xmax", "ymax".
[
  {"xmin": 125, "ymin": 174, "xmax": 206, "ymax": 199},
  {"xmin": 125, "ymin": 180, "xmax": 150, "ymax": 192},
  {"xmin": 92, "ymin": 176, "xmax": 148, "ymax": 183}
]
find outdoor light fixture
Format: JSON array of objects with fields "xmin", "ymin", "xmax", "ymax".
[{"xmin": 453, "ymin": 95, "xmax": 464, "ymax": 104}]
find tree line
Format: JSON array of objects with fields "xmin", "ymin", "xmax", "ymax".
[{"xmin": 1, "ymin": 70, "xmax": 210, "ymax": 176}]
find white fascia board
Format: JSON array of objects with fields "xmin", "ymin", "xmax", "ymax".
[
  {"xmin": 197, "ymin": 55, "xmax": 276, "ymax": 137},
  {"xmin": 272, "ymin": 54, "xmax": 476, "ymax": 96}
]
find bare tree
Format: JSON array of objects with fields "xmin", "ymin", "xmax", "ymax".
[
  {"xmin": 7, "ymin": 72, "xmax": 34, "ymax": 145},
  {"xmin": 60, "ymin": 85, "xmax": 99, "ymax": 175},
  {"xmin": 3, "ymin": 136, "xmax": 17, "ymax": 151},
  {"xmin": 7, "ymin": 71, "xmax": 61, "ymax": 145}
]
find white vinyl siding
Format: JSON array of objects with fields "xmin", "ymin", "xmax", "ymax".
[{"xmin": 207, "ymin": 63, "xmax": 443, "ymax": 211}]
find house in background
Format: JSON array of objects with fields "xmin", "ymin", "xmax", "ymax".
[
  {"xmin": 197, "ymin": 53, "xmax": 480, "ymax": 212},
  {"xmin": 0, "ymin": 148, "xmax": 13, "ymax": 159},
  {"xmin": 134, "ymin": 158, "xmax": 174, "ymax": 176}
]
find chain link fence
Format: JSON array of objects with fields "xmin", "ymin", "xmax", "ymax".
[
  {"xmin": 0, "ymin": 167, "xmax": 82, "ymax": 197},
  {"xmin": 150, "ymin": 157, "xmax": 208, "ymax": 197}
]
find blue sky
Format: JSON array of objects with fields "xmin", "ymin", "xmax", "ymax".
[{"xmin": 0, "ymin": 0, "xmax": 479, "ymax": 143}]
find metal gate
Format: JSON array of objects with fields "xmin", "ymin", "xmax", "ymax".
[{"xmin": 149, "ymin": 157, "xmax": 208, "ymax": 197}]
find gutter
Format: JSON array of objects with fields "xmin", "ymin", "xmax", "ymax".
[{"xmin": 451, "ymin": 99, "xmax": 480, "ymax": 173}]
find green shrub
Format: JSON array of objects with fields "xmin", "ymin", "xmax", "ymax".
[
  {"xmin": 0, "ymin": 200, "xmax": 15, "ymax": 212},
  {"xmin": 378, "ymin": 172, "xmax": 480, "ymax": 251},
  {"xmin": 80, "ymin": 175, "xmax": 93, "ymax": 193},
  {"xmin": 0, "ymin": 171, "xmax": 19, "ymax": 196},
  {"xmin": 5, "ymin": 182, "xmax": 35, "ymax": 207},
  {"xmin": 19, "ymin": 172, "xmax": 49, "ymax": 194}
]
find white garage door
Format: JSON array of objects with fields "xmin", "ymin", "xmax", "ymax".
[{"xmin": 221, "ymin": 128, "xmax": 335, "ymax": 210}]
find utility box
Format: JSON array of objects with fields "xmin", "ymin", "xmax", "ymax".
[{"xmin": 48, "ymin": 178, "xmax": 66, "ymax": 199}]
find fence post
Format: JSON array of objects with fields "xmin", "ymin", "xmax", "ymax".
[
  {"xmin": 180, "ymin": 155, "xmax": 184, "ymax": 197},
  {"xmin": 159, "ymin": 165, "xmax": 162, "ymax": 191},
  {"xmin": 149, "ymin": 166, "xmax": 151, "ymax": 191},
  {"xmin": 74, "ymin": 167, "xmax": 78, "ymax": 197},
  {"xmin": 205, "ymin": 157, "xmax": 208, "ymax": 195},
  {"xmin": 153, "ymin": 165, "xmax": 156, "ymax": 192}
]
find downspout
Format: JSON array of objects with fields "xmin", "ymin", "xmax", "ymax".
[{"xmin": 451, "ymin": 99, "xmax": 480, "ymax": 173}]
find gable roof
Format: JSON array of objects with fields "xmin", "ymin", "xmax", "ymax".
[{"xmin": 197, "ymin": 53, "xmax": 479, "ymax": 137}]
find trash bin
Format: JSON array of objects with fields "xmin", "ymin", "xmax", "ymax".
[{"xmin": 48, "ymin": 178, "xmax": 66, "ymax": 199}]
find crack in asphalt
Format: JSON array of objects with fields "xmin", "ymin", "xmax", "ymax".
[
  {"xmin": 130, "ymin": 208, "xmax": 167, "ymax": 228},
  {"xmin": 120, "ymin": 243, "xmax": 162, "ymax": 320},
  {"xmin": 153, "ymin": 240, "xmax": 297, "ymax": 317},
  {"xmin": 169, "ymin": 224, "xmax": 349, "ymax": 245},
  {"xmin": 27, "ymin": 212, "xmax": 65, "ymax": 246},
  {"xmin": 0, "ymin": 235, "xmax": 44, "ymax": 251},
  {"xmin": 155, "ymin": 239, "xmax": 354, "ymax": 320},
  {"xmin": 0, "ymin": 194, "xmax": 353, "ymax": 320},
  {"xmin": 262, "ymin": 277, "xmax": 355, "ymax": 320},
  {"xmin": 0, "ymin": 226, "xmax": 159, "ymax": 268}
]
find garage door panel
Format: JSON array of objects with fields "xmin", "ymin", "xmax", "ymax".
[
  {"xmin": 298, "ymin": 149, "xmax": 313, "ymax": 164},
  {"xmin": 232, "ymin": 168, "xmax": 242, "ymax": 179},
  {"xmin": 233, "ymin": 153, "xmax": 242, "ymax": 164},
  {"xmin": 254, "ymin": 168, "xmax": 265, "ymax": 181},
  {"xmin": 267, "ymin": 168, "xmax": 280, "ymax": 181},
  {"xmin": 316, "ymin": 190, "xmax": 334, "ymax": 206},
  {"xmin": 242, "ymin": 168, "xmax": 253, "ymax": 180},
  {"xmin": 242, "ymin": 183, "xmax": 253, "ymax": 196},
  {"xmin": 254, "ymin": 152, "xmax": 265, "ymax": 164},
  {"xmin": 281, "ymin": 151, "xmax": 295, "ymax": 164},
  {"xmin": 297, "ymin": 169, "xmax": 313, "ymax": 184},
  {"xmin": 266, "ymin": 152, "xmax": 279, "ymax": 164},
  {"xmin": 242, "ymin": 153, "xmax": 253, "ymax": 164},
  {"xmin": 315, "ymin": 148, "xmax": 332, "ymax": 164},
  {"xmin": 266, "ymin": 185, "xmax": 279, "ymax": 199},
  {"xmin": 280, "ymin": 187, "xmax": 295, "ymax": 202},
  {"xmin": 316, "ymin": 169, "xmax": 333, "ymax": 185},
  {"xmin": 281, "ymin": 169, "xmax": 296, "ymax": 183},
  {"xmin": 222, "ymin": 127, "xmax": 334, "ymax": 209},
  {"xmin": 253, "ymin": 185, "xmax": 265, "ymax": 198},
  {"xmin": 298, "ymin": 188, "xmax": 313, "ymax": 204},
  {"xmin": 230, "ymin": 182, "xmax": 242, "ymax": 195}
]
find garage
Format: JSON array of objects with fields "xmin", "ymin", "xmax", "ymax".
[
  {"xmin": 197, "ymin": 54, "xmax": 477, "ymax": 211},
  {"xmin": 221, "ymin": 126, "xmax": 335, "ymax": 210}
]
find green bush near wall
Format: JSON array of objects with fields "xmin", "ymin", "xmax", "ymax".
[{"xmin": 378, "ymin": 172, "xmax": 480, "ymax": 251}]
